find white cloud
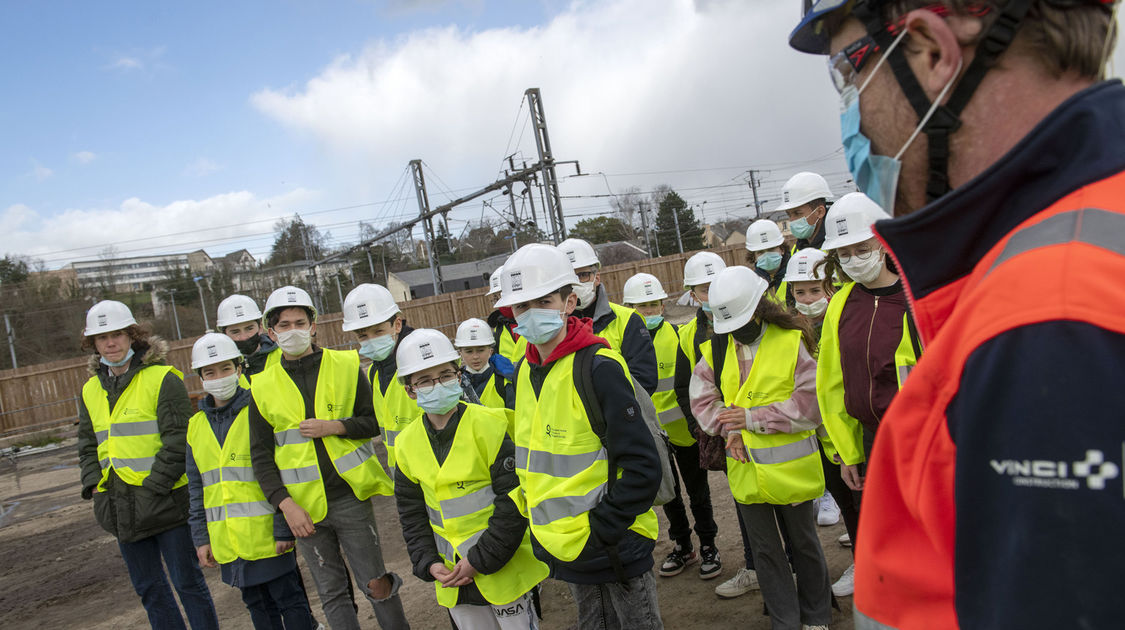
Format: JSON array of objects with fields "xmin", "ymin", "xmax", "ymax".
[
  {"xmin": 184, "ymin": 157, "xmax": 221, "ymax": 177},
  {"xmin": 111, "ymin": 56, "xmax": 143, "ymax": 70},
  {"xmin": 27, "ymin": 159, "xmax": 53, "ymax": 182},
  {"xmin": 72, "ymin": 150, "xmax": 97, "ymax": 165},
  {"xmin": 105, "ymin": 46, "xmax": 167, "ymax": 73}
]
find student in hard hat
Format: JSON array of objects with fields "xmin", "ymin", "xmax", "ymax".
[
  {"xmin": 485, "ymin": 265, "xmax": 526, "ymax": 374},
  {"xmin": 690, "ymin": 266, "xmax": 831, "ymax": 630},
  {"xmin": 557, "ymin": 237, "xmax": 659, "ymax": 395},
  {"xmin": 341, "ymin": 282, "xmax": 420, "ymax": 472},
  {"xmin": 745, "ymin": 219, "xmax": 793, "ymax": 306},
  {"xmin": 621, "ymin": 272, "xmax": 720, "ymax": 582},
  {"xmin": 247, "ymin": 286, "xmax": 409, "ymax": 630},
  {"xmin": 393, "ymin": 329, "xmax": 548, "ymax": 629},
  {"xmin": 76, "ymin": 300, "xmax": 220, "ymax": 630},
  {"xmin": 216, "ymin": 294, "xmax": 280, "ymax": 378},
  {"xmin": 498, "ymin": 243, "xmax": 664, "ymax": 629},
  {"xmin": 815, "ymin": 193, "xmax": 920, "ymax": 598},
  {"xmin": 774, "ymin": 172, "xmax": 834, "ymax": 252},
  {"xmin": 454, "ymin": 318, "xmax": 514, "ymax": 410},
  {"xmin": 185, "ymin": 333, "xmax": 315, "ymax": 630}
]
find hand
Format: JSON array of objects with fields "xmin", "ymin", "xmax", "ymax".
[
  {"xmin": 429, "ymin": 562, "xmax": 454, "ymax": 583},
  {"xmin": 442, "ymin": 557, "xmax": 478, "ymax": 588},
  {"xmin": 279, "ymin": 498, "xmax": 316, "ymax": 537},
  {"xmin": 275, "ymin": 540, "xmax": 295, "ymax": 554},
  {"xmin": 196, "ymin": 545, "xmax": 217, "ymax": 568},
  {"xmin": 725, "ymin": 432, "xmax": 748, "ymax": 463},
  {"xmin": 299, "ymin": 419, "xmax": 341, "ymax": 439},
  {"xmin": 717, "ymin": 408, "xmax": 746, "ymax": 433},
  {"xmin": 841, "ymin": 463, "xmax": 864, "ymax": 491}
]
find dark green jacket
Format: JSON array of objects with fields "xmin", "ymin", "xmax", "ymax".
[{"xmin": 77, "ymin": 336, "xmax": 194, "ymax": 543}]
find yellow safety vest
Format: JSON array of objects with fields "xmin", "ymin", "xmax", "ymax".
[
  {"xmin": 701, "ymin": 325, "xmax": 824, "ymax": 505},
  {"xmin": 677, "ymin": 316, "xmax": 705, "ymax": 369},
  {"xmin": 510, "ymin": 348, "xmax": 658, "ymax": 562},
  {"xmin": 497, "ymin": 326, "xmax": 528, "ymax": 365},
  {"xmin": 253, "ymin": 349, "xmax": 393, "ymax": 523},
  {"xmin": 647, "ymin": 320, "xmax": 694, "ymax": 447},
  {"xmin": 396, "ymin": 403, "xmax": 548, "ymax": 608},
  {"xmin": 477, "ymin": 372, "xmax": 507, "ymax": 410},
  {"xmin": 816, "ymin": 282, "xmax": 919, "ymax": 466},
  {"xmin": 594, "ymin": 302, "xmax": 637, "ymax": 351},
  {"xmin": 83, "ymin": 365, "xmax": 188, "ymax": 491},
  {"xmin": 238, "ymin": 347, "xmax": 282, "ymax": 389},
  {"xmin": 187, "ymin": 406, "xmax": 284, "ymax": 564},
  {"xmin": 368, "ymin": 363, "xmax": 422, "ymax": 470}
]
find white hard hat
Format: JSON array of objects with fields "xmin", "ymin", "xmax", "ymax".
[
  {"xmin": 262, "ymin": 286, "xmax": 318, "ymax": 325},
  {"xmin": 454, "ymin": 318, "xmax": 493, "ymax": 348},
  {"xmin": 745, "ymin": 219, "xmax": 785, "ymax": 252},
  {"xmin": 396, "ymin": 329, "xmax": 460, "ymax": 379},
  {"xmin": 622, "ymin": 273, "xmax": 668, "ymax": 304},
  {"xmin": 683, "ymin": 251, "xmax": 727, "ymax": 288},
  {"xmin": 557, "ymin": 238, "xmax": 600, "ymax": 269},
  {"xmin": 487, "ymin": 266, "xmax": 504, "ymax": 296},
  {"xmin": 84, "ymin": 300, "xmax": 137, "ymax": 337},
  {"xmin": 783, "ymin": 248, "xmax": 829, "ymax": 283},
  {"xmin": 494, "ymin": 244, "xmax": 580, "ymax": 308},
  {"xmin": 774, "ymin": 172, "xmax": 834, "ymax": 212},
  {"xmin": 709, "ymin": 266, "xmax": 769, "ymax": 335},
  {"xmin": 216, "ymin": 294, "xmax": 262, "ymax": 328},
  {"xmin": 341, "ymin": 283, "xmax": 400, "ymax": 332},
  {"xmin": 822, "ymin": 192, "xmax": 891, "ymax": 251},
  {"xmin": 191, "ymin": 332, "xmax": 243, "ymax": 370}
]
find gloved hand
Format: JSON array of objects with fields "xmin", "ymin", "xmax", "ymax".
[{"xmin": 489, "ymin": 353, "xmax": 516, "ymax": 381}]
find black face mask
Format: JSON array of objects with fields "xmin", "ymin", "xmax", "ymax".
[
  {"xmin": 731, "ymin": 320, "xmax": 762, "ymax": 346},
  {"xmin": 234, "ymin": 335, "xmax": 260, "ymax": 355}
]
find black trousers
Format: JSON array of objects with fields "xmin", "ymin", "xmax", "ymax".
[{"xmin": 660, "ymin": 441, "xmax": 718, "ymax": 548}]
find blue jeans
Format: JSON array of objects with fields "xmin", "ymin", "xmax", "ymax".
[
  {"xmin": 117, "ymin": 524, "xmax": 219, "ymax": 630},
  {"xmin": 241, "ymin": 568, "xmax": 315, "ymax": 630}
]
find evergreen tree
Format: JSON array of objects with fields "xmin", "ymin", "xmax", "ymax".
[{"xmin": 654, "ymin": 189, "xmax": 704, "ymax": 254}]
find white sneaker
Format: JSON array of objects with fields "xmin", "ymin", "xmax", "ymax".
[
  {"xmin": 802, "ymin": 625, "xmax": 830, "ymax": 629},
  {"xmin": 816, "ymin": 491, "xmax": 840, "ymax": 526},
  {"xmin": 838, "ymin": 532, "xmax": 852, "ymax": 547},
  {"xmin": 832, "ymin": 564, "xmax": 855, "ymax": 597},
  {"xmin": 714, "ymin": 567, "xmax": 760, "ymax": 598}
]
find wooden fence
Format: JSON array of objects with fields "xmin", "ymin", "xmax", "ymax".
[{"xmin": 0, "ymin": 244, "xmax": 748, "ymax": 436}]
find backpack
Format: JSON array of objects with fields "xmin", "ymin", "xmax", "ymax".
[{"xmin": 572, "ymin": 345, "xmax": 677, "ymax": 506}]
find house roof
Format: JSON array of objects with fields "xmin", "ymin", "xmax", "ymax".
[{"xmin": 393, "ymin": 253, "xmax": 509, "ymax": 288}]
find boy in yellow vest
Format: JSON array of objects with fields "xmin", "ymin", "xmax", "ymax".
[
  {"xmin": 454, "ymin": 318, "xmax": 514, "ymax": 410},
  {"xmin": 186, "ymin": 333, "xmax": 315, "ymax": 629},
  {"xmin": 247, "ymin": 286, "xmax": 409, "ymax": 630},
  {"xmin": 216, "ymin": 294, "xmax": 280, "ymax": 377},
  {"xmin": 393, "ymin": 329, "xmax": 547, "ymax": 629}
]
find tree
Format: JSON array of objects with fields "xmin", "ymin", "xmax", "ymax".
[
  {"xmin": 569, "ymin": 216, "xmax": 631, "ymax": 244},
  {"xmin": 608, "ymin": 186, "xmax": 643, "ymax": 241},
  {"xmin": 653, "ymin": 188, "xmax": 704, "ymax": 254},
  {"xmin": 97, "ymin": 245, "xmax": 121, "ymax": 295},
  {"xmin": 0, "ymin": 255, "xmax": 30, "ymax": 285},
  {"xmin": 269, "ymin": 216, "xmax": 326, "ymax": 265}
]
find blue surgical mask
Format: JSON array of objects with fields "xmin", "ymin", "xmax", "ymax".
[
  {"xmin": 513, "ymin": 308, "xmax": 566, "ymax": 344},
  {"xmin": 790, "ymin": 216, "xmax": 816, "ymax": 240},
  {"xmin": 416, "ymin": 380, "xmax": 462, "ymax": 414},
  {"xmin": 644, "ymin": 315, "xmax": 664, "ymax": 330},
  {"xmin": 700, "ymin": 301, "xmax": 712, "ymax": 313},
  {"xmin": 755, "ymin": 252, "xmax": 783, "ymax": 273},
  {"xmin": 359, "ymin": 334, "xmax": 395, "ymax": 361},
  {"xmin": 100, "ymin": 347, "xmax": 135, "ymax": 368}
]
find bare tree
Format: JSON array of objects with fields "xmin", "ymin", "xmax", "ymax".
[
  {"xmin": 609, "ymin": 186, "xmax": 643, "ymax": 242},
  {"xmin": 98, "ymin": 245, "xmax": 121, "ymax": 295}
]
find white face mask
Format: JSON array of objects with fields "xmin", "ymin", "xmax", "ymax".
[
  {"xmin": 795, "ymin": 297, "xmax": 829, "ymax": 318},
  {"xmin": 462, "ymin": 363, "xmax": 489, "ymax": 375},
  {"xmin": 574, "ymin": 281, "xmax": 597, "ymax": 309},
  {"xmin": 276, "ymin": 329, "xmax": 312, "ymax": 356},
  {"xmin": 202, "ymin": 373, "xmax": 240, "ymax": 402},
  {"xmin": 840, "ymin": 252, "xmax": 885, "ymax": 285}
]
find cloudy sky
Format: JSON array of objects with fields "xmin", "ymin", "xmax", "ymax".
[{"xmin": 4, "ymin": 0, "xmax": 1123, "ymax": 269}]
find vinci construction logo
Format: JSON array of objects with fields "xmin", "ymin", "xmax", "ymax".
[{"xmin": 990, "ymin": 449, "xmax": 1120, "ymax": 491}]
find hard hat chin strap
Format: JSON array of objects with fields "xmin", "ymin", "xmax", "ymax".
[{"xmin": 854, "ymin": 0, "xmax": 1033, "ymax": 202}]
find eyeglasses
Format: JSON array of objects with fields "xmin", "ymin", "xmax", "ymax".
[
  {"xmin": 576, "ymin": 270, "xmax": 596, "ymax": 282},
  {"xmin": 411, "ymin": 371, "xmax": 459, "ymax": 395},
  {"xmin": 837, "ymin": 245, "xmax": 880, "ymax": 264}
]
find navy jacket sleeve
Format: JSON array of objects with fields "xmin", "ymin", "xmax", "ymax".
[
  {"xmin": 948, "ymin": 321, "xmax": 1125, "ymax": 629},
  {"xmin": 394, "ymin": 465, "xmax": 444, "ymax": 582},
  {"xmin": 466, "ymin": 434, "xmax": 527, "ymax": 575},
  {"xmin": 672, "ymin": 338, "xmax": 701, "ymax": 436},
  {"xmin": 340, "ymin": 367, "xmax": 380, "ymax": 439},
  {"xmin": 249, "ymin": 396, "xmax": 290, "ymax": 509},
  {"xmin": 588, "ymin": 355, "xmax": 660, "ymax": 546},
  {"xmin": 77, "ymin": 397, "xmax": 102, "ymax": 499},
  {"xmin": 618, "ymin": 312, "xmax": 659, "ymax": 395},
  {"xmin": 145, "ymin": 371, "xmax": 192, "ymax": 495},
  {"xmin": 185, "ymin": 442, "xmax": 209, "ymax": 548}
]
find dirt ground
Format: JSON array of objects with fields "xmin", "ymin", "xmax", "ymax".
[{"xmin": 0, "ymin": 438, "xmax": 855, "ymax": 630}]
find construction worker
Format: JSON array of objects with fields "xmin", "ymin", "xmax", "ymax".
[
  {"xmin": 773, "ymin": 173, "xmax": 834, "ymax": 252},
  {"xmin": 557, "ymin": 237, "xmax": 659, "ymax": 394},
  {"xmin": 497, "ymin": 243, "xmax": 664, "ymax": 630},
  {"xmin": 247, "ymin": 286, "xmax": 409, "ymax": 630},
  {"xmin": 485, "ymin": 265, "xmax": 525, "ymax": 373},
  {"xmin": 393, "ymin": 329, "xmax": 548, "ymax": 629},
  {"xmin": 690, "ymin": 266, "xmax": 831, "ymax": 630},
  {"xmin": 791, "ymin": 2, "xmax": 1124, "ymax": 626},
  {"xmin": 622, "ymin": 272, "xmax": 720, "ymax": 581},
  {"xmin": 814, "ymin": 193, "xmax": 918, "ymax": 599},
  {"xmin": 340, "ymin": 282, "xmax": 420, "ymax": 472},
  {"xmin": 76, "ymin": 300, "xmax": 219, "ymax": 630},
  {"xmin": 216, "ymin": 294, "xmax": 280, "ymax": 377},
  {"xmin": 185, "ymin": 333, "xmax": 315, "ymax": 630},
  {"xmin": 745, "ymin": 219, "xmax": 792, "ymax": 306},
  {"xmin": 454, "ymin": 318, "xmax": 514, "ymax": 410}
]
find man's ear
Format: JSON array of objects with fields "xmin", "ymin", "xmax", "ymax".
[
  {"xmin": 404, "ymin": 384, "xmax": 417, "ymax": 401},
  {"xmin": 563, "ymin": 291, "xmax": 579, "ymax": 316},
  {"xmin": 901, "ymin": 9, "xmax": 966, "ymax": 99},
  {"xmin": 393, "ymin": 317, "xmax": 403, "ymax": 336},
  {"xmin": 309, "ymin": 322, "xmax": 317, "ymax": 338},
  {"xmin": 267, "ymin": 327, "xmax": 278, "ymax": 343},
  {"xmin": 594, "ymin": 270, "xmax": 602, "ymax": 288}
]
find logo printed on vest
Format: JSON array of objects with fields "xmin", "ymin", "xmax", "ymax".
[
  {"xmin": 544, "ymin": 424, "xmax": 567, "ymax": 439},
  {"xmin": 989, "ymin": 448, "xmax": 1121, "ymax": 490},
  {"xmin": 456, "ymin": 480, "xmax": 467, "ymax": 490}
]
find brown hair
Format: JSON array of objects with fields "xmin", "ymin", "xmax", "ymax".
[
  {"xmin": 755, "ymin": 297, "xmax": 819, "ymax": 355},
  {"xmin": 81, "ymin": 322, "xmax": 153, "ymax": 356}
]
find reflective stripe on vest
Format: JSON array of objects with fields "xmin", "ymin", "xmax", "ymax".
[
  {"xmin": 369, "ymin": 363, "xmax": 421, "ymax": 470},
  {"xmin": 702, "ymin": 325, "xmax": 824, "ymax": 505},
  {"xmin": 649, "ymin": 320, "xmax": 695, "ymax": 447},
  {"xmin": 253, "ymin": 349, "xmax": 393, "ymax": 523},
  {"xmin": 187, "ymin": 406, "xmax": 283, "ymax": 564},
  {"xmin": 512, "ymin": 348, "xmax": 658, "ymax": 562},
  {"xmin": 395, "ymin": 403, "xmax": 548, "ymax": 608},
  {"xmin": 82, "ymin": 364, "xmax": 186, "ymax": 491}
]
